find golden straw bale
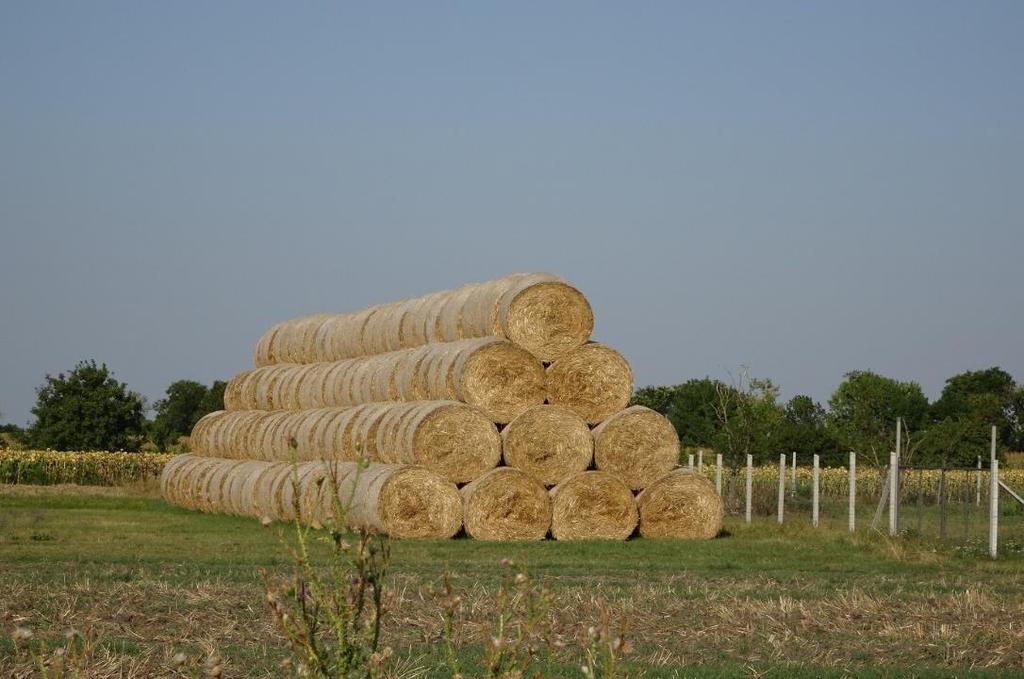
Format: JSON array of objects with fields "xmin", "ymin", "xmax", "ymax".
[
  {"xmin": 501, "ymin": 405, "xmax": 592, "ymax": 486},
  {"xmin": 636, "ymin": 470, "xmax": 723, "ymax": 539},
  {"xmin": 549, "ymin": 471, "xmax": 637, "ymax": 540},
  {"xmin": 233, "ymin": 339, "xmax": 545, "ymax": 423},
  {"xmin": 450, "ymin": 338, "xmax": 546, "ymax": 423},
  {"xmin": 546, "ymin": 343, "xmax": 633, "ymax": 424},
  {"xmin": 592, "ymin": 406, "xmax": 679, "ymax": 490},
  {"xmin": 460, "ymin": 467, "xmax": 551, "ymax": 540},
  {"xmin": 496, "ymin": 274, "xmax": 593, "ymax": 361},
  {"xmin": 250, "ymin": 273, "xmax": 593, "ymax": 364},
  {"xmin": 316, "ymin": 462, "xmax": 463, "ymax": 538},
  {"xmin": 192, "ymin": 402, "xmax": 498, "ymax": 483}
]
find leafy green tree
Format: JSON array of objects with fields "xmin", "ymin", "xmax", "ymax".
[
  {"xmin": 827, "ymin": 370, "xmax": 929, "ymax": 465},
  {"xmin": 26, "ymin": 360, "xmax": 146, "ymax": 451},
  {"xmin": 917, "ymin": 416, "xmax": 991, "ymax": 467},
  {"xmin": 632, "ymin": 378, "xmax": 726, "ymax": 446},
  {"xmin": 775, "ymin": 395, "xmax": 844, "ymax": 466},
  {"xmin": 199, "ymin": 380, "xmax": 227, "ymax": 415},
  {"xmin": 931, "ymin": 367, "xmax": 1017, "ymax": 446},
  {"xmin": 710, "ymin": 370, "xmax": 784, "ymax": 468},
  {"xmin": 1012, "ymin": 387, "xmax": 1024, "ymax": 451},
  {"xmin": 150, "ymin": 379, "xmax": 226, "ymax": 451},
  {"xmin": 150, "ymin": 380, "xmax": 209, "ymax": 451}
]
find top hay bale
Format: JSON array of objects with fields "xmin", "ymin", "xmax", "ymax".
[{"xmin": 254, "ymin": 273, "xmax": 594, "ymax": 365}]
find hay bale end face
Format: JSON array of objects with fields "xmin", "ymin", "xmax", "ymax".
[
  {"xmin": 636, "ymin": 469, "xmax": 723, "ymax": 539},
  {"xmin": 592, "ymin": 405, "xmax": 679, "ymax": 491},
  {"xmin": 546, "ymin": 343, "xmax": 633, "ymax": 424},
  {"xmin": 460, "ymin": 467, "xmax": 551, "ymax": 541},
  {"xmin": 454, "ymin": 339, "xmax": 547, "ymax": 423},
  {"xmin": 497, "ymin": 276, "xmax": 594, "ymax": 361},
  {"xmin": 501, "ymin": 405, "xmax": 593, "ymax": 486},
  {"xmin": 549, "ymin": 471, "xmax": 637, "ymax": 540}
]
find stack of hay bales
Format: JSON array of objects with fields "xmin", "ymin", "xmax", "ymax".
[{"xmin": 161, "ymin": 273, "xmax": 723, "ymax": 540}]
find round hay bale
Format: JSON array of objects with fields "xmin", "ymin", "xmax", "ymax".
[
  {"xmin": 399, "ymin": 402, "xmax": 500, "ymax": 483},
  {"xmin": 546, "ymin": 343, "xmax": 633, "ymax": 424},
  {"xmin": 636, "ymin": 470, "xmax": 723, "ymax": 539},
  {"xmin": 549, "ymin": 471, "xmax": 637, "ymax": 540},
  {"xmin": 592, "ymin": 406, "xmax": 679, "ymax": 490},
  {"xmin": 253, "ymin": 323, "xmax": 282, "ymax": 367},
  {"xmin": 250, "ymin": 273, "xmax": 592, "ymax": 364},
  {"xmin": 501, "ymin": 405, "xmax": 593, "ymax": 486},
  {"xmin": 336, "ymin": 463, "xmax": 462, "ymax": 539},
  {"xmin": 497, "ymin": 275, "xmax": 594, "ymax": 361},
  {"xmin": 223, "ymin": 371, "xmax": 251, "ymax": 411},
  {"xmin": 460, "ymin": 467, "xmax": 551, "ymax": 541},
  {"xmin": 159, "ymin": 454, "xmax": 194, "ymax": 504},
  {"xmin": 452, "ymin": 339, "xmax": 547, "ymax": 423}
]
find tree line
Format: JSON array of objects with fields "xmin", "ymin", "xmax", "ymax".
[
  {"xmin": 634, "ymin": 367, "xmax": 1024, "ymax": 469},
  {"xmin": 1, "ymin": 360, "xmax": 1022, "ymax": 464},
  {"xmin": 0, "ymin": 360, "xmax": 224, "ymax": 453}
]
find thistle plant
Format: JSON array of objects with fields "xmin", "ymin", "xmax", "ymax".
[{"xmin": 264, "ymin": 439, "xmax": 392, "ymax": 679}]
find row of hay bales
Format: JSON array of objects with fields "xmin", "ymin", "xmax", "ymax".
[
  {"xmin": 161, "ymin": 272, "xmax": 724, "ymax": 540},
  {"xmin": 253, "ymin": 272, "xmax": 595, "ymax": 364},
  {"xmin": 227, "ymin": 337, "xmax": 632, "ymax": 425},
  {"xmin": 162, "ymin": 454, "xmax": 721, "ymax": 540},
  {"xmin": 187, "ymin": 402, "xmax": 677, "ymax": 488}
]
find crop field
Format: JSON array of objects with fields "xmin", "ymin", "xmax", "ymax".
[{"xmin": 2, "ymin": 484, "xmax": 1023, "ymax": 678}]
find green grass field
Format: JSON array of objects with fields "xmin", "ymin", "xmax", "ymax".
[{"xmin": 1, "ymin": 485, "xmax": 1023, "ymax": 678}]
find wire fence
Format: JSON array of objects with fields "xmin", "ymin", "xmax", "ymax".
[{"xmin": 696, "ymin": 454, "xmax": 1024, "ymax": 558}]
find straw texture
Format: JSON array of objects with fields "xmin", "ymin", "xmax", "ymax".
[
  {"xmin": 160, "ymin": 455, "xmax": 462, "ymax": 538},
  {"xmin": 546, "ymin": 343, "xmax": 633, "ymax": 424},
  {"xmin": 636, "ymin": 469, "xmax": 723, "ymax": 539},
  {"xmin": 460, "ymin": 467, "xmax": 551, "ymax": 541},
  {"xmin": 501, "ymin": 405, "xmax": 593, "ymax": 486},
  {"xmin": 592, "ymin": 405, "xmax": 679, "ymax": 490},
  {"xmin": 189, "ymin": 402, "xmax": 500, "ymax": 483},
  {"xmin": 227, "ymin": 338, "xmax": 545, "ymax": 423},
  {"xmin": 252, "ymin": 273, "xmax": 593, "ymax": 365},
  {"xmin": 549, "ymin": 471, "xmax": 637, "ymax": 540}
]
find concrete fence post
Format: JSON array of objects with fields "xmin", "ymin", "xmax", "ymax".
[
  {"xmin": 990, "ymin": 459, "xmax": 999, "ymax": 559},
  {"xmin": 889, "ymin": 451, "xmax": 898, "ymax": 537},
  {"xmin": 745, "ymin": 454, "xmax": 752, "ymax": 524},
  {"xmin": 688, "ymin": 453, "xmax": 694, "ymax": 471},
  {"xmin": 715, "ymin": 453, "xmax": 722, "ymax": 496},
  {"xmin": 698, "ymin": 449, "xmax": 704, "ymax": 474},
  {"xmin": 990, "ymin": 426, "xmax": 998, "ymax": 559},
  {"xmin": 977, "ymin": 456, "xmax": 982, "ymax": 506},
  {"xmin": 812, "ymin": 454, "xmax": 820, "ymax": 528},
  {"xmin": 778, "ymin": 453, "xmax": 786, "ymax": 525},
  {"xmin": 848, "ymin": 451, "xmax": 856, "ymax": 533},
  {"xmin": 790, "ymin": 451, "xmax": 796, "ymax": 497}
]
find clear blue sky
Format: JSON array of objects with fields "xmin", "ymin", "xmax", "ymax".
[{"xmin": 1, "ymin": 2, "xmax": 1022, "ymax": 425}]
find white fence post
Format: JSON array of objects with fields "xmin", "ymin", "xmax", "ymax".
[
  {"xmin": 698, "ymin": 449, "xmax": 704, "ymax": 474},
  {"xmin": 715, "ymin": 453, "xmax": 722, "ymax": 495},
  {"xmin": 688, "ymin": 453, "xmax": 694, "ymax": 471},
  {"xmin": 888, "ymin": 451, "xmax": 898, "ymax": 536},
  {"xmin": 894, "ymin": 418, "xmax": 902, "ymax": 532},
  {"xmin": 745, "ymin": 454, "xmax": 752, "ymax": 524},
  {"xmin": 812, "ymin": 454, "xmax": 820, "ymax": 528},
  {"xmin": 790, "ymin": 451, "xmax": 796, "ymax": 497},
  {"xmin": 976, "ymin": 455, "xmax": 982, "ymax": 506},
  {"xmin": 990, "ymin": 459, "xmax": 999, "ymax": 559},
  {"xmin": 848, "ymin": 451, "xmax": 856, "ymax": 533},
  {"xmin": 990, "ymin": 425, "xmax": 998, "ymax": 559},
  {"xmin": 777, "ymin": 453, "xmax": 786, "ymax": 525}
]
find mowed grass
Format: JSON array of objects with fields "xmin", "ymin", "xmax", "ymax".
[{"xmin": 1, "ymin": 485, "xmax": 1023, "ymax": 678}]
